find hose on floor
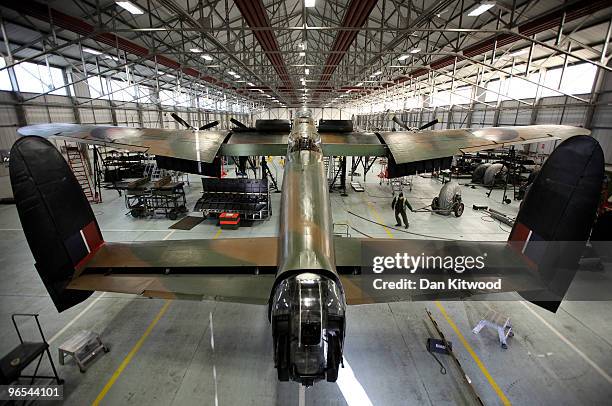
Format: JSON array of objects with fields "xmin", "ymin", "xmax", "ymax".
[{"xmin": 346, "ymin": 210, "xmax": 455, "ymax": 241}]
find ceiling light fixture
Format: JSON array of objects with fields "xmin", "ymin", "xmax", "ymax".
[
  {"xmin": 398, "ymin": 54, "xmax": 409, "ymax": 61},
  {"xmin": 370, "ymin": 71, "xmax": 382, "ymax": 78},
  {"xmin": 190, "ymin": 48, "xmax": 202, "ymax": 53},
  {"xmin": 248, "ymin": 82, "xmax": 255, "ymax": 86},
  {"xmin": 467, "ymin": 2, "xmax": 495, "ymax": 17},
  {"xmin": 356, "ymin": 82, "xmax": 363, "ymax": 86},
  {"xmin": 305, "ymin": 0, "xmax": 316, "ymax": 7},
  {"xmin": 305, "ymin": 68, "xmax": 310, "ymax": 75},
  {"xmin": 227, "ymin": 70, "xmax": 236, "ymax": 75},
  {"xmin": 201, "ymin": 54, "xmax": 213, "ymax": 61},
  {"xmin": 83, "ymin": 47, "xmax": 103, "ymax": 55},
  {"xmin": 115, "ymin": 1, "xmax": 144, "ymax": 15},
  {"xmin": 410, "ymin": 48, "xmax": 421, "ymax": 54},
  {"xmin": 299, "ymin": 52, "xmax": 306, "ymax": 57}
]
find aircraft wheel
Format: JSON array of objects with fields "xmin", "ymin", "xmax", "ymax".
[
  {"xmin": 326, "ymin": 334, "xmax": 341, "ymax": 382},
  {"xmin": 454, "ymin": 203, "xmax": 465, "ymax": 217},
  {"xmin": 276, "ymin": 335, "xmax": 290, "ymax": 381},
  {"xmin": 131, "ymin": 208, "xmax": 144, "ymax": 218}
]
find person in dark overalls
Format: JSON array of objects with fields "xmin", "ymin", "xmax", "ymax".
[{"xmin": 392, "ymin": 192, "xmax": 413, "ymax": 228}]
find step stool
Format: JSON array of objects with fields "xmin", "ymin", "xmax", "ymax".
[
  {"xmin": 472, "ymin": 310, "xmax": 514, "ymax": 349},
  {"xmin": 58, "ymin": 330, "xmax": 108, "ymax": 373},
  {"xmin": 219, "ymin": 212, "xmax": 240, "ymax": 229},
  {"xmin": 350, "ymin": 181, "xmax": 364, "ymax": 192}
]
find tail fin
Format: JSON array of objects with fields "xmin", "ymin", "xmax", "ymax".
[
  {"xmin": 10, "ymin": 136, "xmax": 103, "ymax": 311},
  {"xmin": 509, "ymin": 135, "xmax": 604, "ymax": 312}
]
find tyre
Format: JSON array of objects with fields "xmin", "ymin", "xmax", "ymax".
[
  {"xmin": 454, "ymin": 202, "xmax": 465, "ymax": 217},
  {"xmin": 131, "ymin": 208, "xmax": 144, "ymax": 218},
  {"xmin": 326, "ymin": 334, "xmax": 341, "ymax": 382},
  {"xmin": 179, "ymin": 205, "xmax": 188, "ymax": 213},
  {"xmin": 169, "ymin": 211, "xmax": 178, "ymax": 220},
  {"xmin": 432, "ymin": 197, "xmax": 439, "ymax": 210},
  {"xmin": 276, "ymin": 335, "xmax": 289, "ymax": 381}
]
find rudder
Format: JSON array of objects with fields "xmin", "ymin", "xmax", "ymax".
[
  {"xmin": 10, "ymin": 136, "xmax": 103, "ymax": 311},
  {"xmin": 509, "ymin": 135, "xmax": 604, "ymax": 312}
]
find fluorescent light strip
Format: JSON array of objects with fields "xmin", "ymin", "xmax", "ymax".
[
  {"xmin": 83, "ymin": 47, "xmax": 103, "ymax": 55},
  {"xmin": 467, "ymin": 2, "xmax": 495, "ymax": 17},
  {"xmin": 116, "ymin": 1, "xmax": 144, "ymax": 15},
  {"xmin": 305, "ymin": 0, "xmax": 316, "ymax": 7},
  {"xmin": 201, "ymin": 54, "xmax": 213, "ymax": 61}
]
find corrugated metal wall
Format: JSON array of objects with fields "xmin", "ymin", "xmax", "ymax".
[
  {"xmin": 591, "ymin": 61, "xmax": 612, "ymax": 163},
  {"xmin": 0, "ymin": 90, "xmax": 250, "ymax": 152}
]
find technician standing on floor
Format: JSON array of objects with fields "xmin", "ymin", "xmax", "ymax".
[{"xmin": 392, "ymin": 192, "xmax": 413, "ymax": 228}]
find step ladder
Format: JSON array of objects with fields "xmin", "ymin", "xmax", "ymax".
[
  {"xmin": 472, "ymin": 309, "xmax": 514, "ymax": 349},
  {"xmin": 323, "ymin": 156, "xmax": 343, "ymax": 188},
  {"xmin": 65, "ymin": 143, "xmax": 100, "ymax": 203},
  {"xmin": 144, "ymin": 162, "xmax": 166, "ymax": 181}
]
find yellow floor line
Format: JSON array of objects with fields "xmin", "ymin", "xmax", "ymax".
[
  {"xmin": 367, "ymin": 200, "xmax": 510, "ymax": 404},
  {"xmin": 92, "ymin": 300, "xmax": 172, "ymax": 406},
  {"xmin": 92, "ymin": 224, "xmax": 223, "ymax": 405},
  {"xmin": 435, "ymin": 301, "xmax": 512, "ymax": 406},
  {"xmin": 365, "ymin": 200, "xmax": 394, "ymax": 239}
]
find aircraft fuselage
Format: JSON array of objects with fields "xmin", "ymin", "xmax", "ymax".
[{"xmin": 270, "ymin": 112, "xmax": 346, "ymax": 386}]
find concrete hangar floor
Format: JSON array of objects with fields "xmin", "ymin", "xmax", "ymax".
[{"xmin": 1, "ymin": 159, "xmax": 611, "ymax": 406}]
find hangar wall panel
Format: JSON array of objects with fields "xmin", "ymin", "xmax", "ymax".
[
  {"xmin": 591, "ymin": 62, "xmax": 612, "ymax": 163},
  {"xmin": 48, "ymin": 107, "xmax": 75, "ymax": 122},
  {"xmin": 79, "ymin": 108, "xmax": 95, "ymax": 123},
  {"xmin": 0, "ymin": 127, "xmax": 18, "ymax": 151},
  {"xmin": 24, "ymin": 106, "xmax": 49, "ymax": 123},
  {"xmin": 94, "ymin": 108, "xmax": 112, "ymax": 124}
]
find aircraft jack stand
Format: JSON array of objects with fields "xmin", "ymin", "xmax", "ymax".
[{"xmin": 472, "ymin": 310, "xmax": 514, "ymax": 349}]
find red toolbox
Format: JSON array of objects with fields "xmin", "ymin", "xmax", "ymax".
[{"xmin": 219, "ymin": 212, "xmax": 240, "ymax": 229}]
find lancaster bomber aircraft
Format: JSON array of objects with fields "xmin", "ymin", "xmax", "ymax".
[{"xmin": 10, "ymin": 109, "xmax": 604, "ymax": 386}]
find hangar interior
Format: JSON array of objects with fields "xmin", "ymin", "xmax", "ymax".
[{"xmin": 0, "ymin": 0, "xmax": 612, "ymax": 405}]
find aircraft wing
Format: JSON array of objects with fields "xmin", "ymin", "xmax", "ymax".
[
  {"xmin": 321, "ymin": 125, "xmax": 590, "ymax": 164},
  {"xmin": 18, "ymin": 123, "xmax": 229, "ymax": 163}
]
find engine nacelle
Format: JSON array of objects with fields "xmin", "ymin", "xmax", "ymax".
[{"xmin": 271, "ymin": 272, "xmax": 345, "ymax": 386}]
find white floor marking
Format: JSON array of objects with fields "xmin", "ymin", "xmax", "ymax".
[
  {"xmin": 298, "ymin": 384, "xmax": 305, "ymax": 406},
  {"xmin": 209, "ymin": 312, "xmax": 219, "ymax": 406},
  {"xmin": 520, "ymin": 301, "xmax": 612, "ymax": 384},
  {"xmin": 336, "ymin": 358, "xmax": 373, "ymax": 406},
  {"xmin": 163, "ymin": 230, "xmax": 176, "ymax": 240},
  {"xmin": 48, "ymin": 292, "xmax": 106, "ymax": 344}
]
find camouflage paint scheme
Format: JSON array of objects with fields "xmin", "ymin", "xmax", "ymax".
[
  {"xmin": 16, "ymin": 119, "xmax": 591, "ymax": 304},
  {"xmin": 18, "ymin": 122, "xmax": 590, "ymax": 163}
]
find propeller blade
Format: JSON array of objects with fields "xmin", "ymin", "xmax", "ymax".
[
  {"xmin": 199, "ymin": 121, "xmax": 219, "ymax": 131},
  {"xmin": 418, "ymin": 118, "xmax": 439, "ymax": 130},
  {"xmin": 171, "ymin": 113, "xmax": 192, "ymax": 129},
  {"xmin": 392, "ymin": 115, "xmax": 410, "ymax": 131},
  {"xmin": 230, "ymin": 118, "xmax": 248, "ymax": 129}
]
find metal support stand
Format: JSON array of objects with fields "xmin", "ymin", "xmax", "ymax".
[
  {"xmin": 261, "ymin": 156, "xmax": 280, "ymax": 192},
  {"xmin": 472, "ymin": 310, "xmax": 514, "ymax": 349},
  {"xmin": 340, "ymin": 156, "xmax": 348, "ymax": 196}
]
